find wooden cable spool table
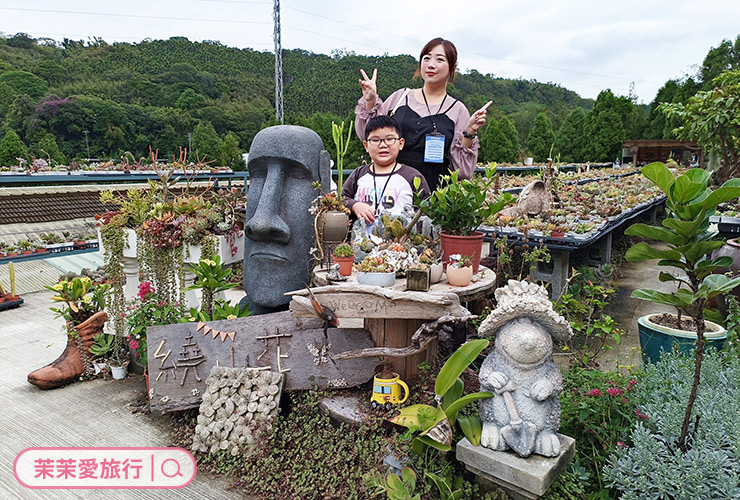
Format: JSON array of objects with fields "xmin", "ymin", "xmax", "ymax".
[{"xmin": 288, "ymin": 266, "xmax": 496, "ymax": 380}]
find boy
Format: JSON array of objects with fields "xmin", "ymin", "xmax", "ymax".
[{"xmin": 342, "ymin": 115, "xmax": 430, "ymax": 229}]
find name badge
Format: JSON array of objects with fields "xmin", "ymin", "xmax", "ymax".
[{"xmin": 424, "ymin": 134, "xmax": 445, "ymax": 164}]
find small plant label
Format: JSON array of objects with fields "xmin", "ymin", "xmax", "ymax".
[{"xmin": 147, "ymin": 311, "xmax": 379, "ymax": 411}]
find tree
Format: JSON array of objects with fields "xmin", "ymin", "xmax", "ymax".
[
  {"xmin": 499, "ymin": 115, "xmax": 521, "ymax": 160},
  {"xmin": 555, "ymin": 107, "xmax": 586, "ymax": 162},
  {"xmin": 699, "ymin": 36, "xmax": 740, "ymax": 87},
  {"xmin": 477, "ymin": 117, "xmax": 498, "ymax": 164},
  {"xmin": 480, "ymin": 116, "xmax": 518, "ymax": 163},
  {"xmin": 525, "ymin": 112, "xmax": 555, "ymax": 162},
  {"xmin": 582, "ymin": 90, "xmax": 630, "ymax": 162},
  {"xmin": 35, "ymin": 133, "xmax": 67, "ymax": 165},
  {"xmin": 0, "ymin": 129, "xmax": 29, "ymax": 167},
  {"xmin": 217, "ymin": 131, "xmax": 245, "ymax": 170},
  {"xmin": 0, "ymin": 70, "xmax": 48, "ymax": 108},
  {"xmin": 660, "ymin": 69, "xmax": 740, "ymax": 183},
  {"xmin": 190, "ymin": 121, "xmax": 221, "ymax": 164}
]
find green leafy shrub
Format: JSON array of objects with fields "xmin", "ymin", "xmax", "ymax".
[
  {"xmin": 604, "ymin": 350, "xmax": 740, "ymax": 499},
  {"xmin": 559, "ymin": 367, "xmax": 640, "ymax": 493}
]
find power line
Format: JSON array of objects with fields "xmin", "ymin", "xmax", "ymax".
[
  {"xmin": 281, "ymin": 6, "xmax": 661, "ymax": 85},
  {"xmin": 0, "ymin": 6, "xmax": 270, "ymax": 25}
]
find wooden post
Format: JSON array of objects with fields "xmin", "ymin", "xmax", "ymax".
[{"xmin": 364, "ymin": 318, "xmax": 435, "ymax": 381}]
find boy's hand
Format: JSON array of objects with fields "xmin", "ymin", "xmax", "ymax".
[
  {"xmin": 466, "ymin": 100, "xmax": 493, "ymax": 135},
  {"xmin": 359, "ymin": 69, "xmax": 377, "ymax": 109},
  {"xmin": 352, "ymin": 202, "xmax": 375, "ymax": 224}
]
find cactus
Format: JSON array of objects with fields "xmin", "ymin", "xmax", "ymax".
[{"xmin": 390, "ymin": 219, "xmax": 405, "ymax": 239}]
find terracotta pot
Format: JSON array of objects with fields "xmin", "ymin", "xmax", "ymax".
[
  {"xmin": 440, "ymin": 231, "xmax": 484, "ymax": 273},
  {"xmin": 320, "ymin": 211, "xmax": 349, "ymax": 243},
  {"xmin": 446, "ymin": 265, "xmax": 473, "ymax": 287},
  {"xmin": 332, "ymin": 255, "xmax": 354, "ymax": 276}
]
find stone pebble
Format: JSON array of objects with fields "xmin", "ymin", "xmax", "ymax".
[{"xmin": 191, "ymin": 367, "xmax": 283, "ymax": 455}]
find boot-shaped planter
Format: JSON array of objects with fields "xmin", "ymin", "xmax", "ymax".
[{"xmin": 28, "ymin": 311, "xmax": 108, "ymax": 390}]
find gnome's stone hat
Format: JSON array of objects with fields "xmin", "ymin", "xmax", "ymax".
[{"xmin": 478, "ymin": 280, "xmax": 572, "ymax": 342}]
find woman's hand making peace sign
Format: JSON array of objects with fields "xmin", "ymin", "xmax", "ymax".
[{"xmin": 359, "ymin": 68, "xmax": 378, "ymax": 110}]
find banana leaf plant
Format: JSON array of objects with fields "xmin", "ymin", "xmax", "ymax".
[
  {"xmin": 390, "ymin": 339, "xmax": 493, "ymax": 453},
  {"xmin": 624, "ymin": 161, "xmax": 740, "ymax": 452}
]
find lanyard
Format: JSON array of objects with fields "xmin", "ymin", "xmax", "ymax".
[
  {"xmin": 372, "ymin": 162, "xmax": 398, "ymax": 214},
  {"xmin": 421, "ymin": 88, "xmax": 447, "ymax": 133}
]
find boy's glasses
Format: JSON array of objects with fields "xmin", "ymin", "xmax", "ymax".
[{"xmin": 367, "ymin": 136, "xmax": 400, "ymax": 146}]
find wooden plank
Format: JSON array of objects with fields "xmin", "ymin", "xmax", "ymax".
[
  {"xmin": 147, "ymin": 311, "xmax": 381, "ymax": 412},
  {"xmin": 289, "ymin": 286, "xmax": 468, "ymax": 320}
]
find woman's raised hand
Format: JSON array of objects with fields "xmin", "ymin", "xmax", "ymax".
[
  {"xmin": 359, "ymin": 68, "xmax": 378, "ymax": 108},
  {"xmin": 466, "ymin": 100, "xmax": 493, "ymax": 134}
]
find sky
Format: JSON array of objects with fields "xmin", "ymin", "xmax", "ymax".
[{"xmin": 1, "ymin": 0, "xmax": 739, "ymax": 103}]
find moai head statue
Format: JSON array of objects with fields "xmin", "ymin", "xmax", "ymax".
[{"xmin": 241, "ymin": 125, "xmax": 331, "ymax": 314}]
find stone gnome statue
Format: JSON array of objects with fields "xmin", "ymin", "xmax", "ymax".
[{"xmin": 477, "ymin": 280, "xmax": 572, "ymax": 458}]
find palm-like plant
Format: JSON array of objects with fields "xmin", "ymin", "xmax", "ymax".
[{"xmin": 624, "ymin": 161, "xmax": 740, "ymax": 451}]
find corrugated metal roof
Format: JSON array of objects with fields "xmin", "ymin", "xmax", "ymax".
[{"xmin": 0, "ymin": 251, "xmax": 105, "ymax": 295}]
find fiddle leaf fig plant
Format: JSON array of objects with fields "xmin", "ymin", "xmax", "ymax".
[{"xmin": 624, "ymin": 161, "xmax": 740, "ymax": 452}]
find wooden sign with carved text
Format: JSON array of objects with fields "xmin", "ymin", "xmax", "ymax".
[{"xmin": 147, "ymin": 311, "xmax": 380, "ymax": 412}]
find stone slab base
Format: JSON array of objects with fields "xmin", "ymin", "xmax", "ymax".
[
  {"xmin": 456, "ymin": 435, "xmax": 575, "ymax": 499},
  {"xmin": 319, "ymin": 395, "xmax": 368, "ymax": 427}
]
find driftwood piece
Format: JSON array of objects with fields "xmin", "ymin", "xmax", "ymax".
[
  {"xmin": 331, "ymin": 314, "xmax": 477, "ymax": 360},
  {"xmin": 288, "ymin": 285, "xmax": 468, "ymax": 320}
]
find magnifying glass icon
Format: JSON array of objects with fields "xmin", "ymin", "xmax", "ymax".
[{"xmin": 161, "ymin": 458, "xmax": 183, "ymax": 478}]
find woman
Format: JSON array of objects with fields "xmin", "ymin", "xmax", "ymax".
[{"xmin": 355, "ymin": 37, "xmax": 491, "ymax": 191}]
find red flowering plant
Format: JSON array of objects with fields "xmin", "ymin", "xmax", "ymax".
[
  {"xmin": 125, "ymin": 281, "xmax": 187, "ymax": 369},
  {"xmin": 559, "ymin": 367, "xmax": 643, "ymax": 492}
]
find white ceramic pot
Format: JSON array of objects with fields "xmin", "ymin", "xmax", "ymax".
[
  {"xmin": 430, "ymin": 263, "xmax": 444, "ymax": 284},
  {"xmin": 356, "ymin": 271, "xmax": 396, "ymax": 287},
  {"xmin": 110, "ymin": 364, "xmax": 128, "ymax": 380}
]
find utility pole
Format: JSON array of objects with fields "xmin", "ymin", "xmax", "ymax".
[
  {"xmin": 273, "ymin": 0, "xmax": 284, "ymax": 124},
  {"xmin": 187, "ymin": 133, "xmax": 192, "ymax": 161},
  {"xmin": 83, "ymin": 130, "xmax": 90, "ymax": 160}
]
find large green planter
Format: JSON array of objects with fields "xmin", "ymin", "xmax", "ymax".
[{"xmin": 638, "ymin": 314, "xmax": 727, "ymax": 363}]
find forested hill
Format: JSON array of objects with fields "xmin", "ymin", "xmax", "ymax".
[{"xmin": 0, "ymin": 34, "xmax": 591, "ymax": 166}]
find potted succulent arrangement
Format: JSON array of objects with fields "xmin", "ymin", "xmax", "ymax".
[
  {"xmin": 88, "ymin": 333, "xmax": 115, "ymax": 375},
  {"xmin": 355, "ymin": 254, "xmax": 397, "ymax": 287},
  {"xmin": 415, "ymin": 165, "xmax": 515, "ymax": 273},
  {"xmin": 310, "ymin": 119, "xmax": 354, "ymax": 260},
  {"xmin": 624, "ymin": 161, "xmax": 740, "ymax": 452},
  {"xmin": 17, "ymin": 240, "xmax": 34, "ymax": 255},
  {"xmin": 332, "ymin": 243, "xmax": 355, "ymax": 277},
  {"xmin": 445, "ymin": 254, "xmax": 474, "ymax": 287},
  {"xmin": 419, "ymin": 247, "xmax": 444, "ymax": 284},
  {"xmin": 405, "ymin": 263, "xmax": 431, "ymax": 292}
]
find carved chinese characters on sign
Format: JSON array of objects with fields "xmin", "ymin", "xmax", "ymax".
[{"xmin": 147, "ymin": 311, "xmax": 380, "ymax": 412}]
